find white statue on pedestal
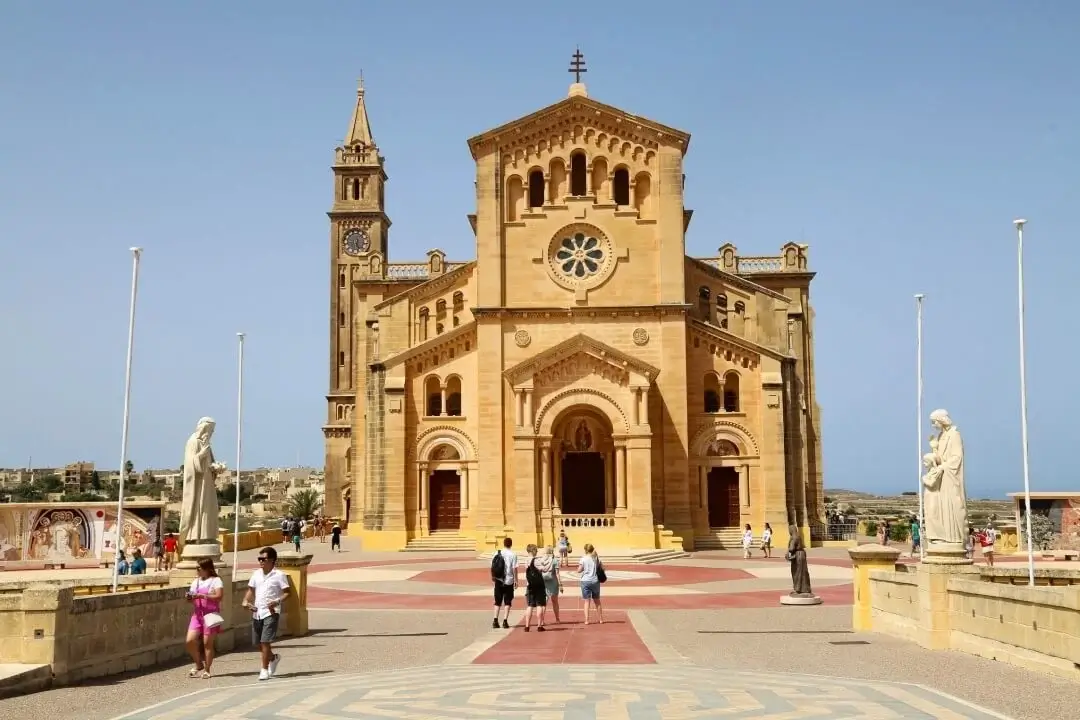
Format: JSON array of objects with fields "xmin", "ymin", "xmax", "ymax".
[
  {"xmin": 921, "ymin": 409, "xmax": 968, "ymax": 545},
  {"xmin": 180, "ymin": 417, "xmax": 225, "ymax": 544}
]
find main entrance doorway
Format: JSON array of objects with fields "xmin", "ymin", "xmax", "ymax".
[
  {"xmin": 429, "ymin": 470, "xmax": 461, "ymax": 531},
  {"xmin": 707, "ymin": 467, "xmax": 740, "ymax": 527},
  {"xmin": 561, "ymin": 452, "xmax": 605, "ymax": 514}
]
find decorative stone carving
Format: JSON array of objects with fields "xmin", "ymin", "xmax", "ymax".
[
  {"xmin": 922, "ymin": 409, "xmax": 968, "ymax": 549},
  {"xmin": 429, "ymin": 444, "xmax": 461, "ymax": 462},
  {"xmin": 514, "ymin": 329, "xmax": 532, "ymax": 348},
  {"xmin": 632, "ymin": 328, "xmax": 649, "ymax": 346},
  {"xmin": 544, "ymin": 223, "xmax": 616, "ymax": 296},
  {"xmin": 704, "ymin": 439, "xmax": 740, "ymax": 457},
  {"xmin": 536, "ymin": 352, "xmax": 629, "ymax": 388}
]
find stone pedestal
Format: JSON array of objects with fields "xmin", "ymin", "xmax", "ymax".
[
  {"xmin": 275, "ymin": 551, "xmax": 313, "ymax": 638},
  {"xmin": 780, "ymin": 593, "xmax": 822, "ymax": 606},
  {"xmin": 848, "ymin": 543, "xmax": 901, "ymax": 631},
  {"xmin": 917, "ymin": 542, "xmax": 974, "ymax": 649}
]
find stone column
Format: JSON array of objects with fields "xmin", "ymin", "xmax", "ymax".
[
  {"xmin": 514, "ymin": 389, "xmax": 523, "ymax": 427},
  {"xmin": 540, "ymin": 448, "xmax": 551, "ymax": 510},
  {"xmin": 739, "ymin": 465, "xmax": 750, "ymax": 508},
  {"xmin": 848, "ymin": 544, "xmax": 901, "ymax": 632},
  {"xmin": 615, "ymin": 444, "xmax": 627, "ymax": 509},
  {"xmin": 440, "ymin": 385, "xmax": 446, "ymax": 416},
  {"xmin": 524, "ymin": 390, "xmax": 534, "ymax": 429},
  {"xmin": 275, "ymin": 551, "xmax": 313, "ymax": 638},
  {"xmin": 552, "ymin": 442, "xmax": 562, "ymax": 510},
  {"xmin": 541, "ymin": 443, "xmax": 551, "ymax": 511},
  {"xmin": 460, "ymin": 466, "xmax": 469, "ymax": 510},
  {"xmin": 419, "ymin": 463, "xmax": 429, "ymax": 534},
  {"xmin": 605, "ymin": 447, "xmax": 615, "ymax": 513},
  {"xmin": 631, "ymin": 388, "xmax": 641, "ymax": 425}
]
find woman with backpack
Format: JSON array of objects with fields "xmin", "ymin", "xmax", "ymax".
[
  {"xmin": 542, "ymin": 545, "xmax": 563, "ymax": 623},
  {"xmin": 523, "ymin": 544, "xmax": 548, "ymax": 632}
]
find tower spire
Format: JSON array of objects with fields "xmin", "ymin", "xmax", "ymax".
[{"xmin": 345, "ymin": 73, "xmax": 376, "ymax": 148}]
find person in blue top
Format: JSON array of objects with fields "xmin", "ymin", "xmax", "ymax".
[
  {"xmin": 129, "ymin": 548, "xmax": 147, "ymax": 575},
  {"xmin": 116, "ymin": 550, "xmax": 129, "ymax": 575}
]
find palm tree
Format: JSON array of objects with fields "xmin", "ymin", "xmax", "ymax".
[{"xmin": 287, "ymin": 489, "xmax": 322, "ymax": 519}]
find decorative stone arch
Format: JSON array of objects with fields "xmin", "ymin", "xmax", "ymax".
[
  {"xmin": 690, "ymin": 420, "xmax": 759, "ymax": 459},
  {"xmin": 415, "ymin": 425, "xmax": 477, "ymax": 462},
  {"xmin": 535, "ymin": 386, "xmax": 630, "ymax": 436}
]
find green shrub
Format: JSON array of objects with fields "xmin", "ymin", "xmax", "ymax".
[
  {"xmin": 889, "ymin": 523, "xmax": 909, "ymax": 543},
  {"xmin": 864, "ymin": 520, "xmax": 878, "ymax": 537},
  {"xmin": 1019, "ymin": 513, "xmax": 1055, "ymax": 551}
]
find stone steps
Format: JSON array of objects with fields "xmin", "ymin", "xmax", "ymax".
[
  {"xmin": 0, "ymin": 663, "xmax": 52, "ymax": 699},
  {"xmin": 402, "ymin": 533, "xmax": 477, "ymax": 552},
  {"xmin": 694, "ymin": 528, "xmax": 745, "ymax": 550},
  {"xmin": 476, "ymin": 548, "xmax": 690, "ymax": 564}
]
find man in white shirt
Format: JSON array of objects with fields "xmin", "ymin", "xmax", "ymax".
[
  {"xmin": 242, "ymin": 546, "xmax": 291, "ymax": 680},
  {"xmin": 491, "ymin": 537, "xmax": 518, "ymax": 629}
]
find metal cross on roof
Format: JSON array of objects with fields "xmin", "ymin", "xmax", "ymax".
[{"xmin": 568, "ymin": 48, "xmax": 587, "ymax": 83}]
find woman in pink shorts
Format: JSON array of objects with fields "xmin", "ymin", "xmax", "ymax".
[{"xmin": 186, "ymin": 558, "xmax": 224, "ymax": 678}]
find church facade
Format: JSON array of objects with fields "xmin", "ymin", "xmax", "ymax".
[{"xmin": 323, "ymin": 73, "xmax": 823, "ymax": 552}]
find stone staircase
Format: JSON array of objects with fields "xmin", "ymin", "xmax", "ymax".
[
  {"xmin": 693, "ymin": 527, "xmax": 744, "ymax": 551},
  {"xmin": 475, "ymin": 548, "xmax": 689, "ymax": 564},
  {"xmin": 402, "ymin": 531, "xmax": 477, "ymax": 552}
]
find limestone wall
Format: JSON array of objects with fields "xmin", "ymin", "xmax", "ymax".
[{"xmin": 868, "ymin": 566, "xmax": 920, "ymax": 642}]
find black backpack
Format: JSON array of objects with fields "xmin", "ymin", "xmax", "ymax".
[
  {"xmin": 490, "ymin": 551, "xmax": 506, "ymax": 582},
  {"xmin": 525, "ymin": 558, "xmax": 544, "ymax": 589}
]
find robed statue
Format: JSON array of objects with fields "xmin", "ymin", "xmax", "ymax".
[
  {"xmin": 180, "ymin": 417, "xmax": 223, "ymax": 544},
  {"xmin": 786, "ymin": 524, "xmax": 813, "ymax": 595},
  {"xmin": 921, "ymin": 409, "xmax": 968, "ymax": 545}
]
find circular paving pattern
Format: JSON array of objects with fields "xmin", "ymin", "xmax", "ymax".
[{"xmin": 112, "ymin": 664, "xmax": 1012, "ymax": 719}]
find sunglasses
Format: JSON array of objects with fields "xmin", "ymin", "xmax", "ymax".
[{"xmin": 257, "ymin": 557, "xmax": 270, "ymax": 562}]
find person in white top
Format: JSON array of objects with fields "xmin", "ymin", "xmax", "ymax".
[
  {"xmin": 242, "ymin": 546, "xmax": 291, "ymax": 680},
  {"xmin": 761, "ymin": 523, "xmax": 773, "ymax": 558},
  {"xmin": 491, "ymin": 536, "xmax": 518, "ymax": 629},
  {"xmin": 741, "ymin": 524, "xmax": 754, "ymax": 559},
  {"xmin": 981, "ymin": 523, "xmax": 998, "ymax": 567},
  {"xmin": 577, "ymin": 543, "xmax": 604, "ymax": 625}
]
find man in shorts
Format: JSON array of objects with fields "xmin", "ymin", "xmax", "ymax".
[
  {"xmin": 981, "ymin": 523, "xmax": 998, "ymax": 567},
  {"xmin": 162, "ymin": 533, "xmax": 178, "ymax": 571},
  {"xmin": 491, "ymin": 537, "xmax": 518, "ymax": 629},
  {"xmin": 242, "ymin": 546, "xmax": 291, "ymax": 680}
]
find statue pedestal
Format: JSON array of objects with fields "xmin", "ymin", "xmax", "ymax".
[
  {"xmin": 848, "ymin": 543, "xmax": 902, "ymax": 631},
  {"xmin": 923, "ymin": 542, "xmax": 971, "ymax": 566},
  {"xmin": 780, "ymin": 593, "xmax": 822, "ymax": 606},
  {"xmin": 917, "ymin": 542, "xmax": 974, "ymax": 650},
  {"xmin": 175, "ymin": 542, "xmax": 223, "ymax": 571}
]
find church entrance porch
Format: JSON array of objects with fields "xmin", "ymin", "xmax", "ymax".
[
  {"xmin": 429, "ymin": 470, "xmax": 461, "ymax": 532},
  {"xmin": 560, "ymin": 452, "xmax": 606, "ymax": 515},
  {"xmin": 707, "ymin": 467, "xmax": 739, "ymax": 528}
]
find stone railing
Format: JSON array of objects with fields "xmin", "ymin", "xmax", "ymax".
[
  {"xmin": 386, "ymin": 261, "xmax": 468, "ymax": 281},
  {"xmin": 556, "ymin": 514, "xmax": 619, "ymax": 529},
  {"xmin": 700, "ymin": 256, "xmax": 786, "ymax": 274}
]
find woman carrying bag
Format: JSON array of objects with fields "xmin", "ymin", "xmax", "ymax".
[{"xmin": 185, "ymin": 558, "xmax": 224, "ymax": 679}]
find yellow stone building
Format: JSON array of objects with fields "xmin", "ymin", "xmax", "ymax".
[{"xmin": 323, "ymin": 71, "xmax": 823, "ymax": 553}]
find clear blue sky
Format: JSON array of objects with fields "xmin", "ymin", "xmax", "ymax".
[{"xmin": 1, "ymin": 2, "xmax": 1076, "ymax": 498}]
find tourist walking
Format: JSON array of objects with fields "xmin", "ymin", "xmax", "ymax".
[
  {"xmin": 964, "ymin": 526, "xmax": 975, "ymax": 559},
  {"xmin": 761, "ymin": 523, "xmax": 773, "ymax": 558},
  {"xmin": 490, "ymin": 537, "xmax": 518, "ymax": 629},
  {"xmin": 280, "ymin": 517, "xmax": 290, "ymax": 544},
  {"xmin": 741, "ymin": 524, "xmax": 754, "ymax": 559},
  {"xmin": 557, "ymin": 530, "xmax": 571, "ymax": 563},
  {"xmin": 542, "ymin": 545, "xmax": 563, "ymax": 622},
  {"xmin": 163, "ymin": 533, "xmax": 178, "ymax": 570},
  {"xmin": 910, "ymin": 518, "xmax": 921, "ymax": 557},
  {"xmin": 154, "ymin": 537, "xmax": 164, "ymax": 572},
  {"xmin": 981, "ymin": 522, "xmax": 997, "ymax": 567},
  {"xmin": 577, "ymin": 543, "xmax": 605, "ymax": 625},
  {"xmin": 242, "ymin": 546, "xmax": 291, "ymax": 680},
  {"xmin": 185, "ymin": 558, "xmax": 224, "ymax": 679},
  {"xmin": 290, "ymin": 517, "xmax": 302, "ymax": 552},
  {"xmin": 523, "ymin": 544, "xmax": 548, "ymax": 632},
  {"xmin": 330, "ymin": 521, "xmax": 342, "ymax": 552}
]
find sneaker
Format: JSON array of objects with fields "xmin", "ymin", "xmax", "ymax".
[
  {"xmin": 258, "ymin": 669, "xmax": 269, "ymax": 681},
  {"xmin": 491, "ymin": 618, "xmax": 499, "ymax": 629},
  {"xmin": 268, "ymin": 653, "xmax": 281, "ymax": 677},
  {"xmin": 538, "ymin": 626, "xmax": 546, "ymax": 632},
  {"xmin": 524, "ymin": 626, "xmax": 530, "ymax": 632},
  {"xmin": 501, "ymin": 619, "xmax": 510, "ymax": 629}
]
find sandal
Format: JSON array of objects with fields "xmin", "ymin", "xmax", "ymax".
[
  {"xmin": 200, "ymin": 671, "xmax": 212, "ymax": 679},
  {"xmin": 188, "ymin": 667, "xmax": 202, "ymax": 678}
]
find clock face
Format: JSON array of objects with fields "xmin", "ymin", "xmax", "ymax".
[{"xmin": 343, "ymin": 229, "xmax": 370, "ymax": 256}]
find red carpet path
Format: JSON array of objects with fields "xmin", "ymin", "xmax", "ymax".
[{"xmin": 472, "ymin": 611, "xmax": 655, "ymax": 664}]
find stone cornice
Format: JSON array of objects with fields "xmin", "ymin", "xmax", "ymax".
[
  {"xmin": 687, "ymin": 257, "xmax": 792, "ymax": 302},
  {"xmin": 372, "ymin": 261, "xmax": 475, "ymax": 311},
  {"xmin": 381, "ymin": 322, "xmax": 477, "ymax": 370},
  {"xmin": 471, "ymin": 304, "xmax": 689, "ymax": 320},
  {"xmin": 467, "ymin": 95, "xmax": 691, "ymax": 160},
  {"xmin": 504, "ymin": 332, "xmax": 660, "ymax": 386},
  {"xmin": 322, "ymin": 425, "xmax": 351, "ymax": 439},
  {"xmin": 688, "ymin": 318, "xmax": 788, "ymax": 363}
]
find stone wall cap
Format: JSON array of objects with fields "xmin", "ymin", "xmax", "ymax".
[
  {"xmin": 274, "ymin": 552, "xmax": 314, "ymax": 567},
  {"xmin": 848, "ymin": 543, "xmax": 902, "ymax": 560}
]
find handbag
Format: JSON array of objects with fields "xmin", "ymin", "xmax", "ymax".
[
  {"xmin": 596, "ymin": 561, "xmax": 607, "ymax": 584},
  {"xmin": 203, "ymin": 612, "xmax": 224, "ymax": 629}
]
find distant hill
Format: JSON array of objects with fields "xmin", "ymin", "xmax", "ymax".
[{"xmin": 825, "ymin": 488, "xmax": 1013, "ymax": 523}]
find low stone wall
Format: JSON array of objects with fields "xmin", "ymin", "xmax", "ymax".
[
  {"xmin": 855, "ymin": 545, "xmax": 1080, "ymax": 681},
  {"xmin": 219, "ymin": 526, "xmax": 317, "ymax": 552}
]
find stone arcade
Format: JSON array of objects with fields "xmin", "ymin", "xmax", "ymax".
[{"xmin": 323, "ymin": 62, "xmax": 824, "ymax": 552}]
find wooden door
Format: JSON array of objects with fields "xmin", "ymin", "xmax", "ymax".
[
  {"xmin": 429, "ymin": 471, "xmax": 461, "ymax": 531},
  {"xmin": 707, "ymin": 467, "xmax": 739, "ymax": 527},
  {"xmin": 561, "ymin": 453, "xmax": 606, "ymax": 514}
]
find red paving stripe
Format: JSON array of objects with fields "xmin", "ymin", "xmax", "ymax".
[
  {"xmin": 409, "ymin": 564, "xmax": 752, "ymax": 587},
  {"xmin": 472, "ymin": 610, "xmax": 654, "ymax": 665},
  {"xmin": 308, "ymin": 582, "xmax": 853, "ymax": 611}
]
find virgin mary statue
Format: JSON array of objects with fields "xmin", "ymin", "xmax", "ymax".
[
  {"xmin": 180, "ymin": 417, "xmax": 221, "ymax": 544},
  {"xmin": 921, "ymin": 409, "xmax": 968, "ymax": 545}
]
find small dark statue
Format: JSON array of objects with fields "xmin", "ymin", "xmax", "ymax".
[{"xmin": 785, "ymin": 524, "xmax": 814, "ymax": 596}]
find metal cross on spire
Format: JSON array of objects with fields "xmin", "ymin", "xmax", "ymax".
[{"xmin": 568, "ymin": 48, "xmax": 587, "ymax": 83}]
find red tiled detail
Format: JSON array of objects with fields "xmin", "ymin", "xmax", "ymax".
[
  {"xmin": 410, "ymin": 564, "xmax": 752, "ymax": 587},
  {"xmin": 472, "ymin": 611, "xmax": 654, "ymax": 665},
  {"xmin": 308, "ymin": 583, "xmax": 853, "ymax": 611}
]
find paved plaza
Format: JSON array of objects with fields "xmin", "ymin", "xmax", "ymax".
[{"xmin": 2, "ymin": 538, "xmax": 1078, "ymax": 719}]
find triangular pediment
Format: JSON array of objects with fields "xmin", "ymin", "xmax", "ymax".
[
  {"xmin": 468, "ymin": 93, "xmax": 691, "ymax": 160},
  {"xmin": 504, "ymin": 333, "xmax": 660, "ymax": 388}
]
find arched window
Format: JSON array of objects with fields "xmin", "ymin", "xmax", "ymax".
[
  {"xmin": 337, "ymin": 404, "xmax": 344, "ymax": 420},
  {"xmin": 351, "ymin": 178, "xmax": 360, "ymax": 200},
  {"xmin": 612, "ymin": 168, "xmax": 630, "ymax": 206},
  {"xmin": 452, "ymin": 291, "xmax": 464, "ymax": 311},
  {"xmin": 697, "ymin": 286, "xmax": 710, "ymax": 320},
  {"xmin": 338, "ymin": 351, "xmax": 345, "ymax": 366},
  {"xmin": 570, "ymin": 152, "xmax": 587, "ymax": 196},
  {"xmin": 549, "ymin": 158, "xmax": 567, "ymax": 201},
  {"xmin": 723, "ymin": 372, "xmax": 740, "ymax": 412},
  {"xmin": 425, "ymin": 376, "xmax": 442, "ymax": 416},
  {"xmin": 339, "ymin": 312, "xmax": 345, "ymax": 328},
  {"xmin": 339, "ymin": 271, "xmax": 346, "ymax": 289},
  {"xmin": 436, "ymin": 299, "xmax": 447, "ymax": 318},
  {"xmin": 528, "ymin": 169, "xmax": 545, "ymax": 208},
  {"xmin": 633, "ymin": 172, "xmax": 652, "ymax": 217},
  {"xmin": 716, "ymin": 293, "xmax": 728, "ymax": 327},
  {"xmin": 506, "ymin": 176, "xmax": 524, "ymax": 221},
  {"xmin": 734, "ymin": 301, "xmax": 745, "ymax": 314},
  {"xmin": 445, "ymin": 376, "xmax": 462, "ymax": 416},
  {"xmin": 436, "ymin": 322, "xmax": 444, "ymax": 335},
  {"xmin": 418, "ymin": 307, "xmax": 429, "ymax": 341},
  {"xmin": 704, "ymin": 373, "xmax": 721, "ymax": 413}
]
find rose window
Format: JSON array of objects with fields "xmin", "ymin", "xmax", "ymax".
[{"xmin": 555, "ymin": 232, "xmax": 605, "ymax": 279}]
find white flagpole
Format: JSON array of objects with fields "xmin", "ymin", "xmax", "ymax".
[
  {"xmin": 112, "ymin": 247, "xmax": 143, "ymax": 592},
  {"xmin": 1014, "ymin": 219, "xmax": 1035, "ymax": 586},
  {"xmin": 915, "ymin": 294, "xmax": 925, "ymax": 559},
  {"xmin": 232, "ymin": 333, "xmax": 246, "ymax": 574}
]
